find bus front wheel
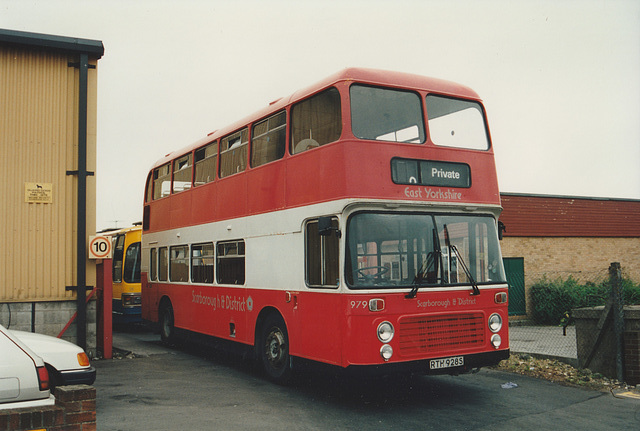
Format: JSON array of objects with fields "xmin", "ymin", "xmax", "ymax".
[
  {"xmin": 159, "ymin": 301, "xmax": 175, "ymax": 344},
  {"xmin": 259, "ymin": 313, "xmax": 292, "ymax": 384}
]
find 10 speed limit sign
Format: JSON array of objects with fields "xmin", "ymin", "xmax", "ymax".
[{"xmin": 88, "ymin": 235, "xmax": 112, "ymax": 259}]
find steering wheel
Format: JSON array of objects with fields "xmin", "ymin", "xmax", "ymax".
[{"xmin": 356, "ymin": 266, "xmax": 390, "ymax": 282}]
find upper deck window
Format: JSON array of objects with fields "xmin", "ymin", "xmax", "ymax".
[
  {"xmin": 426, "ymin": 95, "xmax": 489, "ymax": 150},
  {"xmin": 145, "ymin": 173, "xmax": 153, "ymax": 203},
  {"xmin": 194, "ymin": 142, "xmax": 217, "ymax": 186},
  {"xmin": 173, "ymin": 154, "xmax": 192, "ymax": 194},
  {"xmin": 220, "ymin": 128, "xmax": 248, "ymax": 178},
  {"xmin": 291, "ymin": 88, "xmax": 342, "ymax": 154},
  {"xmin": 251, "ymin": 111, "xmax": 286, "ymax": 167},
  {"xmin": 350, "ymin": 85, "xmax": 425, "ymax": 144},
  {"xmin": 153, "ymin": 163, "xmax": 171, "ymax": 200}
]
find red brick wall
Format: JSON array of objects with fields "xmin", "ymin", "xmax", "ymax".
[
  {"xmin": 0, "ymin": 385, "xmax": 96, "ymax": 431},
  {"xmin": 625, "ymin": 331, "xmax": 640, "ymax": 386}
]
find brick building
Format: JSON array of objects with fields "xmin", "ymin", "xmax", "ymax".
[{"xmin": 498, "ymin": 193, "xmax": 640, "ymax": 316}]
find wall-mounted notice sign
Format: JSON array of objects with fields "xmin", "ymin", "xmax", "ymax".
[{"xmin": 25, "ymin": 182, "xmax": 53, "ymax": 203}]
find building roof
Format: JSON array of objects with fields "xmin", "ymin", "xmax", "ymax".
[
  {"xmin": 0, "ymin": 28, "xmax": 104, "ymax": 58},
  {"xmin": 499, "ymin": 193, "xmax": 640, "ymax": 238}
]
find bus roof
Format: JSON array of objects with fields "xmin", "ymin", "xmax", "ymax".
[
  {"xmin": 99, "ymin": 224, "xmax": 142, "ymax": 236},
  {"xmin": 149, "ymin": 68, "xmax": 482, "ymax": 170}
]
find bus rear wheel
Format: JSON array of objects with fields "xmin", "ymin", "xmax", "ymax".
[
  {"xmin": 259, "ymin": 313, "xmax": 292, "ymax": 384},
  {"xmin": 159, "ymin": 301, "xmax": 175, "ymax": 344}
]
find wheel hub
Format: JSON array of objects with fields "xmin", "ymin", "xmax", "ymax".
[{"xmin": 265, "ymin": 329, "xmax": 286, "ymax": 366}]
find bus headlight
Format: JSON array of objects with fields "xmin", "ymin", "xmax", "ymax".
[
  {"xmin": 491, "ymin": 334, "xmax": 502, "ymax": 349},
  {"xmin": 488, "ymin": 313, "xmax": 502, "ymax": 333},
  {"xmin": 380, "ymin": 344, "xmax": 393, "ymax": 361},
  {"xmin": 377, "ymin": 321, "xmax": 394, "ymax": 343}
]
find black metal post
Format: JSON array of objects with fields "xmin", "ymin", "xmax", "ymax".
[{"xmin": 609, "ymin": 262, "xmax": 624, "ymax": 382}]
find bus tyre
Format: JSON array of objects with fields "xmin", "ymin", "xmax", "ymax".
[
  {"xmin": 159, "ymin": 302, "xmax": 175, "ymax": 344},
  {"xmin": 259, "ymin": 313, "xmax": 292, "ymax": 384}
]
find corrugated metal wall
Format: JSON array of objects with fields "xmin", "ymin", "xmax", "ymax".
[{"xmin": 0, "ymin": 46, "xmax": 97, "ymax": 302}]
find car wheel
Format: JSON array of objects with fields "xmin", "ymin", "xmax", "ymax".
[
  {"xmin": 159, "ymin": 301, "xmax": 175, "ymax": 344},
  {"xmin": 259, "ymin": 313, "xmax": 292, "ymax": 384}
]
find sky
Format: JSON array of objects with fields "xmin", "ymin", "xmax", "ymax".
[{"xmin": 2, "ymin": 0, "xmax": 639, "ymax": 230}]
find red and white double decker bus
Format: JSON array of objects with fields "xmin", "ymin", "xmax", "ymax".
[{"xmin": 141, "ymin": 68, "xmax": 509, "ymax": 382}]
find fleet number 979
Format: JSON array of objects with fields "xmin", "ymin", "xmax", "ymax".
[{"xmin": 350, "ymin": 300, "xmax": 368, "ymax": 309}]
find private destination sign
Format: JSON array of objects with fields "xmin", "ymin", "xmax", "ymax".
[{"xmin": 391, "ymin": 158, "xmax": 471, "ymax": 188}]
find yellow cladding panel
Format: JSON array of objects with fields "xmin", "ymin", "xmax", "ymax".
[{"xmin": 0, "ymin": 46, "xmax": 97, "ymax": 302}]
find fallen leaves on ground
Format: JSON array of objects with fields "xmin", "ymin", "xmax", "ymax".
[{"xmin": 492, "ymin": 353, "xmax": 635, "ymax": 392}]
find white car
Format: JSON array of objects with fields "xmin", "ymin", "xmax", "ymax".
[
  {"xmin": 8, "ymin": 329, "xmax": 96, "ymax": 391},
  {"xmin": 0, "ymin": 324, "xmax": 55, "ymax": 410}
]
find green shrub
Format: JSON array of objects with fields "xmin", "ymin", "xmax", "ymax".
[{"xmin": 529, "ymin": 276, "xmax": 640, "ymax": 325}]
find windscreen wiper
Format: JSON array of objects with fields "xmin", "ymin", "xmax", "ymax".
[
  {"xmin": 406, "ymin": 229, "xmax": 441, "ymax": 299},
  {"xmin": 405, "ymin": 252, "xmax": 434, "ymax": 299},
  {"xmin": 443, "ymin": 224, "xmax": 480, "ymax": 296}
]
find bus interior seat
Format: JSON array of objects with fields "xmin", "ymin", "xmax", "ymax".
[{"xmin": 295, "ymin": 138, "xmax": 319, "ymax": 153}]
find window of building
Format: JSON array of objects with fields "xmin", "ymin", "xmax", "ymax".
[
  {"xmin": 219, "ymin": 128, "xmax": 249, "ymax": 178},
  {"xmin": 194, "ymin": 142, "xmax": 217, "ymax": 186},
  {"xmin": 191, "ymin": 242, "xmax": 214, "ymax": 284},
  {"xmin": 170, "ymin": 245, "xmax": 189, "ymax": 282},
  {"xmin": 291, "ymin": 88, "xmax": 342, "ymax": 154},
  {"xmin": 217, "ymin": 240, "xmax": 245, "ymax": 285},
  {"xmin": 159, "ymin": 247, "xmax": 168, "ymax": 281},
  {"xmin": 306, "ymin": 218, "xmax": 340, "ymax": 287},
  {"xmin": 153, "ymin": 163, "xmax": 171, "ymax": 200},
  {"xmin": 173, "ymin": 154, "xmax": 192, "ymax": 194},
  {"xmin": 149, "ymin": 248, "xmax": 157, "ymax": 281},
  {"xmin": 251, "ymin": 111, "xmax": 286, "ymax": 167}
]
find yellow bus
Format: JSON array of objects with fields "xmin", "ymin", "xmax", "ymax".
[{"xmin": 105, "ymin": 224, "xmax": 142, "ymax": 324}]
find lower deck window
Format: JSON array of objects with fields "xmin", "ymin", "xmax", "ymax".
[
  {"xmin": 191, "ymin": 242, "xmax": 214, "ymax": 283},
  {"xmin": 306, "ymin": 218, "xmax": 340, "ymax": 287},
  {"xmin": 149, "ymin": 248, "xmax": 157, "ymax": 281},
  {"xmin": 346, "ymin": 212, "xmax": 506, "ymax": 289},
  {"xmin": 170, "ymin": 245, "xmax": 189, "ymax": 282},
  {"xmin": 159, "ymin": 247, "xmax": 168, "ymax": 281},
  {"xmin": 217, "ymin": 240, "xmax": 245, "ymax": 285}
]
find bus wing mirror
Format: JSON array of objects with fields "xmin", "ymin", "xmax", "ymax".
[
  {"xmin": 498, "ymin": 221, "xmax": 506, "ymax": 240},
  {"xmin": 318, "ymin": 216, "xmax": 341, "ymax": 238}
]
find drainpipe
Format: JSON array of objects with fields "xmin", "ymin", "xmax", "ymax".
[{"xmin": 67, "ymin": 52, "xmax": 93, "ymax": 350}]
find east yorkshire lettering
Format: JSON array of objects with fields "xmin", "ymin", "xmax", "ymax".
[{"xmin": 404, "ymin": 186, "xmax": 462, "ymax": 200}]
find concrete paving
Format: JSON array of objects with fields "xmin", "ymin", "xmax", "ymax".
[{"xmin": 509, "ymin": 325, "xmax": 578, "ymax": 363}]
